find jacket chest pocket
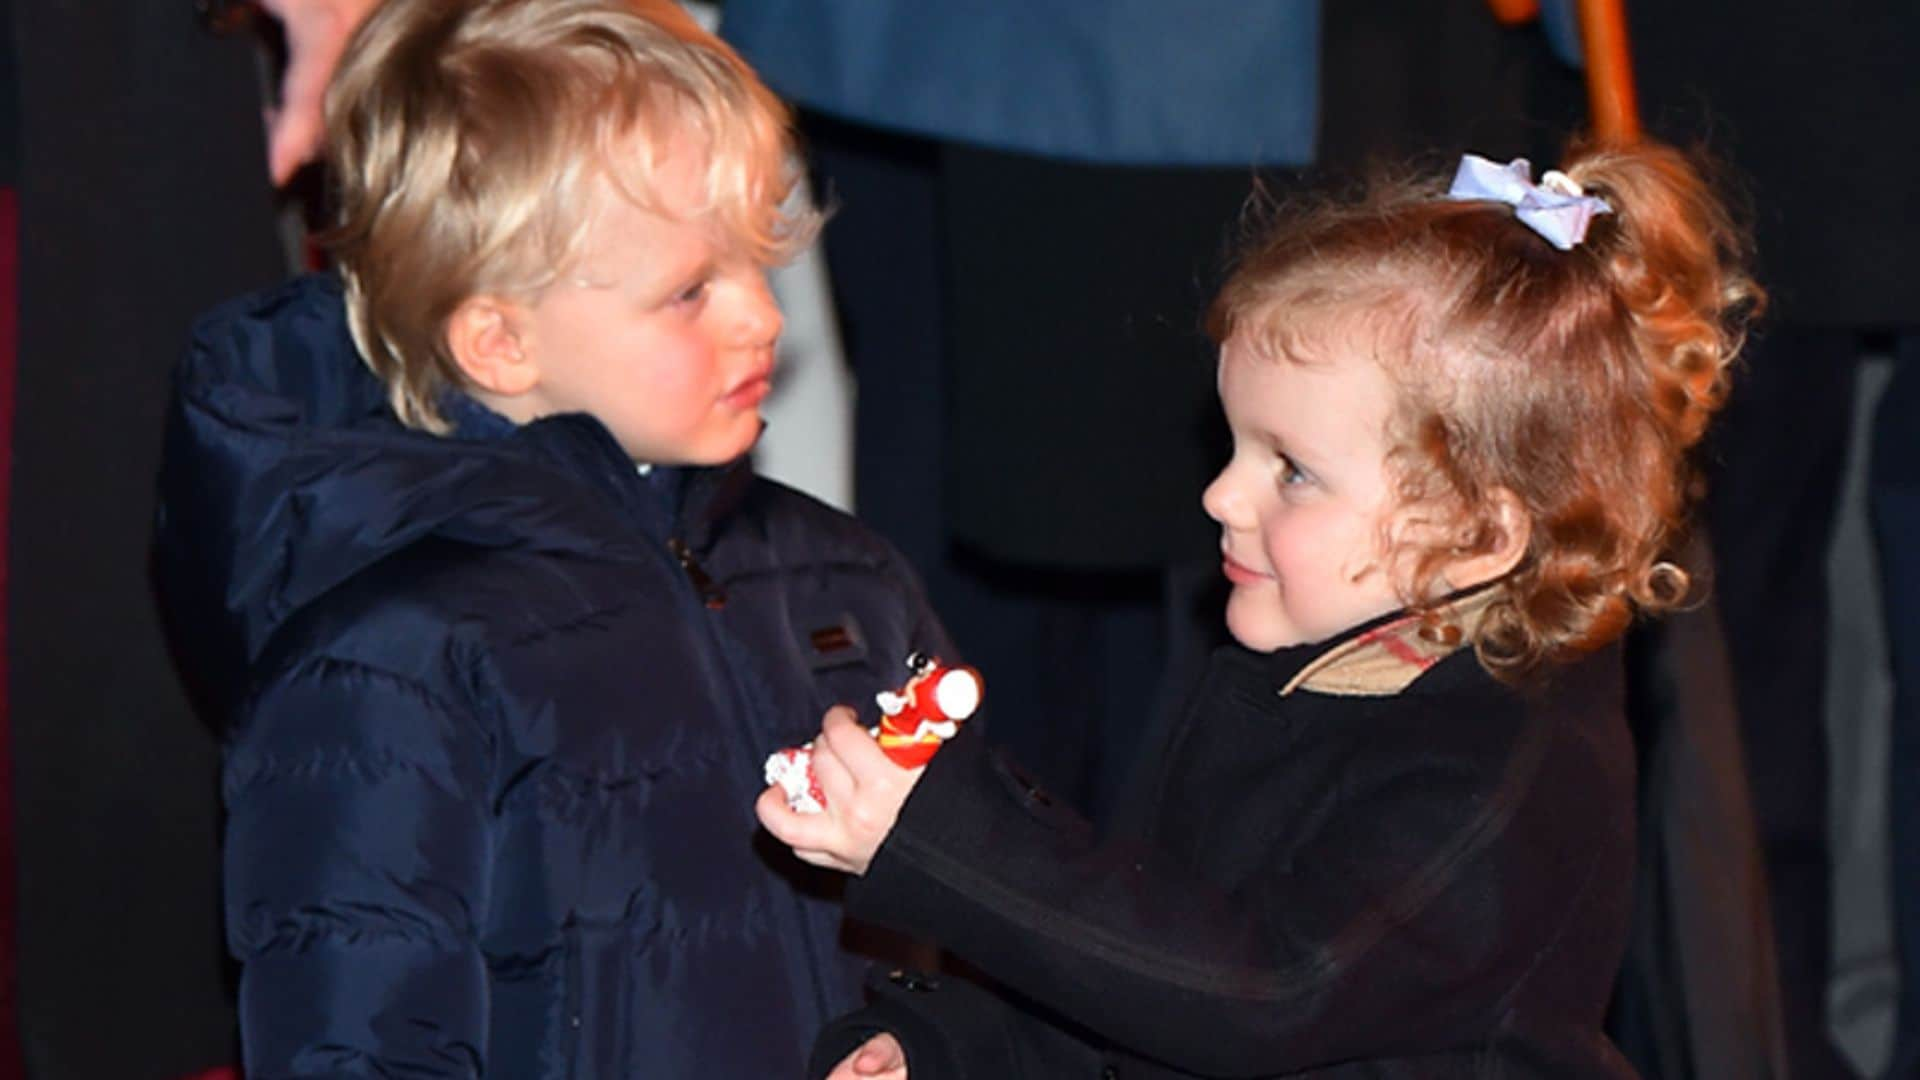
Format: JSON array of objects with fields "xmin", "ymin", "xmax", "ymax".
[{"xmin": 791, "ymin": 608, "xmax": 904, "ymax": 731}]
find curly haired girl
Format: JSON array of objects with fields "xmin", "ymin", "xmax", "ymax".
[{"xmin": 760, "ymin": 140, "xmax": 1759, "ymax": 1079}]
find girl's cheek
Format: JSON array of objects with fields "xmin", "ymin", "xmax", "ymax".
[{"xmin": 1260, "ymin": 517, "xmax": 1303, "ymax": 570}]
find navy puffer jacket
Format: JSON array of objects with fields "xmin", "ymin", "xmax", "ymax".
[{"xmin": 154, "ymin": 274, "xmax": 954, "ymax": 1078}]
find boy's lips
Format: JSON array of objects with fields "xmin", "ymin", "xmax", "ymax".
[
  {"xmin": 1220, "ymin": 552, "xmax": 1270, "ymax": 586},
  {"xmin": 721, "ymin": 366, "xmax": 774, "ymax": 408}
]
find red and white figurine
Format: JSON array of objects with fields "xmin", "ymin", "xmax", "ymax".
[
  {"xmin": 764, "ymin": 651, "xmax": 984, "ymax": 813},
  {"xmin": 871, "ymin": 652, "xmax": 983, "ymax": 767}
]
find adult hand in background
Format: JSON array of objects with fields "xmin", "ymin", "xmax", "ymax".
[{"xmin": 259, "ymin": 0, "xmax": 378, "ymax": 184}]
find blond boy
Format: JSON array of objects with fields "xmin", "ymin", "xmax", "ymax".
[{"xmin": 154, "ymin": 1, "xmax": 952, "ymax": 1073}]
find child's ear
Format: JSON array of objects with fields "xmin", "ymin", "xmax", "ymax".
[
  {"xmin": 1444, "ymin": 487, "xmax": 1532, "ymax": 590},
  {"xmin": 446, "ymin": 295, "xmax": 540, "ymax": 397}
]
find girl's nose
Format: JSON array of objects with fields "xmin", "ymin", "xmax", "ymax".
[{"xmin": 1201, "ymin": 469, "xmax": 1242, "ymax": 527}]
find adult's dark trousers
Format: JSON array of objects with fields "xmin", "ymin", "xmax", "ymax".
[
  {"xmin": 1705, "ymin": 325, "xmax": 1861, "ymax": 1080},
  {"xmin": 799, "ymin": 116, "xmax": 1232, "ymax": 825},
  {"xmin": 1873, "ymin": 337, "xmax": 1920, "ymax": 1079}
]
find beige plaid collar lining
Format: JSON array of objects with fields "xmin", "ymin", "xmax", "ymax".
[{"xmin": 1279, "ymin": 587, "xmax": 1500, "ymax": 698}]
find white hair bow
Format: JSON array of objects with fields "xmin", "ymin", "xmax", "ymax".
[{"xmin": 1446, "ymin": 154, "xmax": 1613, "ymax": 251}]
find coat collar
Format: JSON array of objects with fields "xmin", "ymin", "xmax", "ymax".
[
  {"xmin": 442, "ymin": 387, "xmax": 754, "ymax": 554},
  {"xmin": 1275, "ymin": 586, "xmax": 1501, "ymax": 698}
]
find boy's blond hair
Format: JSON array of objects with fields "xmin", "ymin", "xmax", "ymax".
[{"xmin": 324, "ymin": 0, "xmax": 814, "ymax": 431}]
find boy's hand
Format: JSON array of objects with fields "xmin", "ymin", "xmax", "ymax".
[
  {"xmin": 825, "ymin": 1033, "xmax": 907, "ymax": 1079},
  {"xmin": 756, "ymin": 706, "xmax": 921, "ymax": 875}
]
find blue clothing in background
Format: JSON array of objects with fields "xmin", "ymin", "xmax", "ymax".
[{"xmin": 721, "ymin": 1, "xmax": 1320, "ymax": 167}]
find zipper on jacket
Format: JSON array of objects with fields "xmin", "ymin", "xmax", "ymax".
[
  {"xmin": 666, "ymin": 537, "xmax": 727, "ymax": 610},
  {"xmin": 665, "ymin": 526, "xmax": 840, "ymax": 1027}
]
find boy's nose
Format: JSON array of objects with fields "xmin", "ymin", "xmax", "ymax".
[{"xmin": 731, "ymin": 272, "xmax": 783, "ymax": 348}]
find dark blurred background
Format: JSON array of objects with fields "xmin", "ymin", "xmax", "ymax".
[{"xmin": 3, "ymin": 2, "xmax": 1917, "ymax": 1077}]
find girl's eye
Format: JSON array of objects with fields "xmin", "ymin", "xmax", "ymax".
[{"xmin": 1278, "ymin": 453, "xmax": 1312, "ymax": 487}]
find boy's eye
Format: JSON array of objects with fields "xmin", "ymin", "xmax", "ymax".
[{"xmin": 672, "ymin": 279, "xmax": 710, "ymax": 307}]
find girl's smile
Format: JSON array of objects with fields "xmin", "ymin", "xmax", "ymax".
[
  {"xmin": 1202, "ymin": 332, "xmax": 1408, "ymax": 652},
  {"xmin": 1220, "ymin": 552, "xmax": 1271, "ymax": 587}
]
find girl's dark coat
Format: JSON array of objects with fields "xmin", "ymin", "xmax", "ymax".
[{"xmin": 817, "ymin": 609, "xmax": 1639, "ymax": 1077}]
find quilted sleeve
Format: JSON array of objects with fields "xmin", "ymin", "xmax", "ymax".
[{"xmin": 223, "ymin": 654, "xmax": 495, "ymax": 1079}]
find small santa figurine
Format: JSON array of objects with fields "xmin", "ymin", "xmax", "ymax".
[
  {"xmin": 765, "ymin": 651, "xmax": 984, "ymax": 813},
  {"xmin": 872, "ymin": 651, "xmax": 983, "ymax": 767}
]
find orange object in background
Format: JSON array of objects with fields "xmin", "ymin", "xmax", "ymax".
[
  {"xmin": 1577, "ymin": 0, "xmax": 1641, "ymax": 143},
  {"xmin": 1484, "ymin": 0, "xmax": 1641, "ymax": 144},
  {"xmin": 1486, "ymin": 0, "xmax": 1541, "ymax": 27}
]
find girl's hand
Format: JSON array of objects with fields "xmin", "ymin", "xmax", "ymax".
[
  {"xmin": 825, "ymin": 1033, "xmax": 907, "ymax": 1079},
  {"xmin": 756, "ymin": 706, "xmax": 922, "ymax": 875}
]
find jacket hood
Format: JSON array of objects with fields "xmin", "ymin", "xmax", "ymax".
[{"xmin": 154, "ymin": 273, "xmax": 696, "ymax": 714}]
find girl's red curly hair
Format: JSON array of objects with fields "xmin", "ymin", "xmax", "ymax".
[{"xmin": 1210, "ymin": 141, "xmax": 1762, "ymax": 677}]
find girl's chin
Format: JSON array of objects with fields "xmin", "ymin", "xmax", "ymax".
[{"xmin": 1224, "ymin": 604, "xmax": 1305, "ymax": 654}]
